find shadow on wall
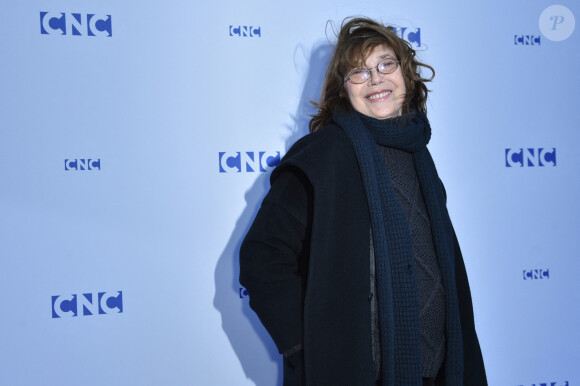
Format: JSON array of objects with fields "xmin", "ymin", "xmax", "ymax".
[{"xmin": 212, "ymin": 41, "xmax": 333, "ymax": 386}]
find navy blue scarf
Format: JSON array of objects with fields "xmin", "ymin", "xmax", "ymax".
[{"xmin": 332, "ymin": 110, "xmax": 463, "ymax": 385}]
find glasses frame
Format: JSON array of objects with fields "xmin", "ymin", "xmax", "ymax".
[{"xmin": 344, "ymin": 58, "xmax": 401, "ymax": 84}]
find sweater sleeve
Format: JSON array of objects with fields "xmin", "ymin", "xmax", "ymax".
[{"xmin": 239, "ymin": 168, "xmax": 312, "ymax": 358}]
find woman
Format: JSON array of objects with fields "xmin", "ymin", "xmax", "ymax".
[{"xmin": 240, "ymin": 17, "xmax": 487, "ymax": 386}]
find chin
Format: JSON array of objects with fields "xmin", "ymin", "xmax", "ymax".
[
  {"xmin": 369, "ymin": 105, "xmax": 402, "ymax": 120},
  {"xmin": 373, "ymin": 111, "xmax": 399, "ymax": 120}
]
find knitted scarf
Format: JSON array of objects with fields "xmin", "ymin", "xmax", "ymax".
[{"xmin": 332, "ymin": 110, "xmax": 464, "ymax": 385}]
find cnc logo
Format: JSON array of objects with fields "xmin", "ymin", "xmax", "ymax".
[
  {"xmin": 51, "ymin": 291, "xmax": 123, "ymax": 318},
  {"xmin": 391, "ymin": 27, "xmax": 421, "ymax": 47},
  {"xmin": 239, "ymin": 287, "xmax": 249, "ymax": 299},
  {"xmin": 229, "ymin": 25, "xmax": 261, "ymax": 37},
  {"xmin": 518, "ymin": 382, "xmax": 568, "ymax": 386},
  {"xmin": 40, "ymin": 12, "xmax": 112, "ymax": 37},
  {"xmin": 539, "ymin": 5, "xmax": 575, "ymax": 42},
  {"xmin": 505, "ymin": 148, "xmax": 556, "ymax": 167},
  {"xmin": 523, "ymin": 269, "xmax": 550, "ymax": 280},
  {"xmin": 514, "ymin": 35, "xmax": 541, "ymax": 45},
  {"xmin": 64, "ymin": 159, "xmax": 101, "ymax": 171},
  {"xmin": 219, "ymin": 151, "xmax": 281, "ymax": 173}
]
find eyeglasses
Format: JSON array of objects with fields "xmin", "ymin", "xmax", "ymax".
[{"xmin": 344, "ymin": 58, "xmax": 400, "ymax": 84}]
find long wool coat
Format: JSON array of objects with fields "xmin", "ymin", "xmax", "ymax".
[{"xmin": 239, "ymin": 123, "xmax": 487, "ymax": 385}]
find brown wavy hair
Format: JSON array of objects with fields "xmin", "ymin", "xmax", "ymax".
[{"xmin": 309, "ymin": 17, "xmax": 435, "ymax": 132}]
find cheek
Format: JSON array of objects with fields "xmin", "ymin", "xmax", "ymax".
[
  {"xmin": 344, "ymin": 84, "xmax": 362, "ymax": 104},
  {"xmin": 342, "ymin": 85, "xmax": 354, "ymax": 106},
  {"xmin": 343, "ymin": 84, "xmax": 353, "ymax": 100},
  {"xmin": 396, "ymin": 73, "xmax": 407, "ymax": 94},
  {"xmin": 399, "ymin": 84, "xmax": 407, "ymax": 100}
]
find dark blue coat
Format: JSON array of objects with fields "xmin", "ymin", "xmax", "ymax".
[{"xmin": 240, "ymin": 124, "xmax": 487, "ymax": 385}]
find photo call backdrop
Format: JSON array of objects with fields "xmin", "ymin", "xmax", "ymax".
[{"xmin": 0, "ymin": 0, "xmax": 578, "ymax": 385}]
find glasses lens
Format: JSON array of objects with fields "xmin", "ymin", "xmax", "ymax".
[
  {"xmin": 377, "ymin": 59, "xmax": 398, "ymax": 74},
  {"xmin": 348, "ymin": 68, "xmax": 369, "ymax": 84}
]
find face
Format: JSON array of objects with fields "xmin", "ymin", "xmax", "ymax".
[{"xmin": 343, "ymin": 45, "xmax": 406, "ymax": 120}]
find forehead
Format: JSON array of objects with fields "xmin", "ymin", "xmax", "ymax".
[
  {"xmin": 362, "ymin": 45, "xmax": 396, "ymax": 65},
  {"xmin": 346, "ymin": 43, "xmax": 396, "ymax": 70}
]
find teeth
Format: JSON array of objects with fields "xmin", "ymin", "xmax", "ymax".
[{"xmin": 368, "ymin": 91, "xmax": 391, "ymax": 100}]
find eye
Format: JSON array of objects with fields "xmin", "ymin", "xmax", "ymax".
[
  {"xmin": 348, "ymin": 68, "xmax": 369, "ymax": 81},
  {"xmin": 378, "ymin": 59, "xmax": 397, "ymax": 73}
]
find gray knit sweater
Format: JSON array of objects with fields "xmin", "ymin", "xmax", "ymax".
[{"xmin": 378, "ymin": 145, "xmax": 446, "ymax": 378}]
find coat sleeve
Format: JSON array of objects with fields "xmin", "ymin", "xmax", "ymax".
[
  {"xmin": 453, "ymin": 230, "xmax": 488, "ymax": 386},
  {"xmin": 441, "ymin": 180, "xmax": 488, "ymax": 385},
  {"xmin": 239, "ymin": 168, "xmax": 312, "ymax": 360}
]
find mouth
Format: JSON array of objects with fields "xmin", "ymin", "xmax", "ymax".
[{"xmin": 366, "ymin": 90, "xmax": 392, "ymax": 101}]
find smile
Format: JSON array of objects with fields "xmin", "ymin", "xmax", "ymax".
[{"xmin": 367, "ymin": 90, "xmax": 392, "ymax": 100}]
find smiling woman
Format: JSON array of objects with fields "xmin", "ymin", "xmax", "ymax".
[
  {"xmin": 309, "ymin": 17, "xmax": 434, "ymax": 132},
  {"xmin": 343, "ymin": 45, "xmax": 406, "ymax": 119},
  {"xmin": 240, "ymin": 16, "xmax": 487, "ymax": 386}
]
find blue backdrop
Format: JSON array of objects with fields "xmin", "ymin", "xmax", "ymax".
[{"xmin": 0, "ymin": 1, "xmax": 578, "ymax": 385}]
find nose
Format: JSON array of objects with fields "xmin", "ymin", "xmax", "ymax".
[{"xmin": 368, "ymin": 68, "xmax": 383, "ymax": 85}]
